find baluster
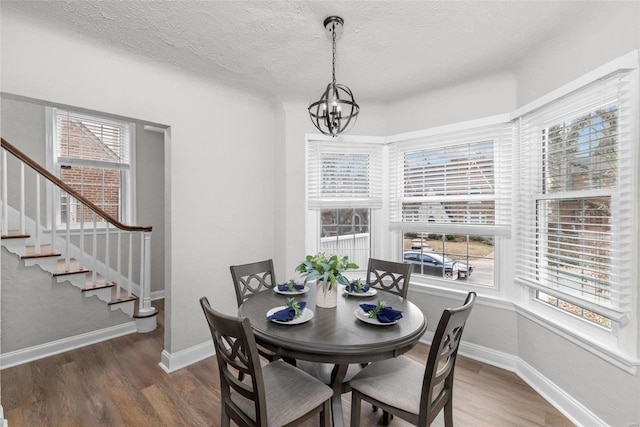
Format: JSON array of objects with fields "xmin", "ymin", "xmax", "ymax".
[
  {"xmin": 91, "ymin": 212, "xmax": 97, "ymax": 286},
  {"xmin": 116, "ymin": 229, "xmax": 122, "ymax": 297},
  {"xmin": 65, "ymin": 193, "xmax": 71, "ymax": 271},
  {"xmin": 105, "ymin": 221, "xmax": 110, "ymax": 284},
  {"xmin": 1, "ymin": 149, "xmax": 7, "ymax": 235},
  {"xmin": 20, "ymin": 162, "xmax": 25, "ymax": 234},
  {"xmin": 35, "ymin": 175, "xmax": 41, "ymax": 254},
  {"xmin": 50, "ymin": 181, "xmax": 56, "ymax": 251},
  {"xmin": 79, "ymin": 204, "xmax": 85, "ymax": 267},
  {"xmin": 128, "ymin": 231, "xmax": 133, "ymax": 297}
]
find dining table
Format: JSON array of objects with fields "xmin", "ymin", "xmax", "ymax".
[{"xmin": 238, "ymin": 284, "xmax": 427, "ymax": 427}]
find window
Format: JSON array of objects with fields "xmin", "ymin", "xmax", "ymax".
[
  {"xmin": 51, "ymin": 109, "xmax": 132, "ymax": 226},
  {"xmin": 516, "ymin": 71, "xmax": 635, "ymax": 329},
  {"xmin": 389, "ymin": 121, "xmax": 512, "ymax": 287},
  {"xmin": 306, "ymin": 137, "xmax": 383, "ymax": 268}
]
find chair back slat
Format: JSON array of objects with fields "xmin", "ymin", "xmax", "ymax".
[
  {"xmin": 420, "ymin": 292, "xmax": 476, "ymax": 425},
  {"xmin": 230, "ymin": 259, "xmax": 276, "ymax": 307},
  {"xmin": 367, "ymin": 258, "xmax": 413, "ymax": 298},
  {"xmin": 200, "ymin": 297, "xmax": 268, "ymax": 424}
]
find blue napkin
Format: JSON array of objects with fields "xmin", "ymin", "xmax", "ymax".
[
  {"xmin": 268, "ymin": 302, "xmax": 307, "ymax": 322},
  {"xmin": 359, "ymin": 303, "xmax": 403, "ymax": 323},
  {"xmin": 346, "ymin": 282, "xmax": 370, "ymax": 293},
  {"xmin": 277, "ymin": 283, "xmax": 305, "ymax": 292}
]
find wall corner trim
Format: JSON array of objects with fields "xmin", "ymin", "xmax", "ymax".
[{"xmin": 158, "ymin": 341, "xmax": 214, "ymax": 373}]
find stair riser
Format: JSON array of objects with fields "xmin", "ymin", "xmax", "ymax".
[
  {"xmin": 23, "ymin": 257, "xmax": 60, "ymax": 272},
  {"xmin": 111, "ymin": 301, "xmax": 135, "ymax": 317},
  {"xmin": 84, "ymin": 287, "xmax": 112, "ymax": 303},
  {"xmin": 56, "ymin": 274, "xmax": 88, "ymax": 290},
  {"xmin": 2, "ymin": 238, "xmax": 28, "ymax": 256}
]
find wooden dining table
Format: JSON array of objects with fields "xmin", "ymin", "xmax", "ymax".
[{"xmin": 238, "ymin": 285, "xmax": 427, "ymax": 427}]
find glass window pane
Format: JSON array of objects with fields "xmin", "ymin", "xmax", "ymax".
[
  {"xmin": 403, "ymin": 232, "xmax": 494, "ymax": 286},
  {"xmin": 320, "ymin": 208, "xmax": 370, "ymax": 269}
]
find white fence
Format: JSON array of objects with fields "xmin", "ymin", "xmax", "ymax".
[{"xmin": 319, "ymin": 232, "xmax": 370, "ymax": 271}]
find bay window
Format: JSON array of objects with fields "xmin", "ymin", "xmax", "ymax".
[{"xmin": 516, "ymin": 70, "xmax": 635, "ymax": 329}]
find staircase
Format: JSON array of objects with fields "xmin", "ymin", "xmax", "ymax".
[{"xmin": 1, "ymin": 137, "xmax": 157, "ymax": 333}]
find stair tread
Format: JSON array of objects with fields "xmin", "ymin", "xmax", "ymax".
[
  {"xmin": 53, "ymin": 258, "xmax": 90, "ymax": 276},
  {"xmin": 1, "ymin": 230, "xmax": 30, "ymax": 239},
  {"xmin": 108, "ymin": 286, "xmax": 138, "ymax": 305},
  {"xmin": 134, "ymin": 306, "xmax": 158, "ymax": 319},
  {"xmin": 22, "ymin": 244, "xmax": 61, "ymax": 259}
]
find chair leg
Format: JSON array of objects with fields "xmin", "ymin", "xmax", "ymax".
[
  {"xmin": 350, "ymin": 390, "xmax": 362, "ymax": 427},
  {"xmin": 382, "ymin": 410, "xmax": 394, "ymax": 425},
  {"xmin": 320, "ymin": 400, "xmax": 331, "ymax": 427},
  {"xmin": 444, "ymin": 400, "xmax": 454, "ymax": 427}
]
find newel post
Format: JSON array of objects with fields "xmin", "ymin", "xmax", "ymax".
[
  {"xmin": 135, "ymin": 230, "xmax": 157, "ymax": 333},
  {"xmin": 139, "ymin": 231, "xmax": 154, "ymax": 315}
]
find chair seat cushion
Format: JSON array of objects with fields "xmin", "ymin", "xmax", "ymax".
[
  {"xmin": 231, "ymin": 360, "xmax": 333, "ymax": 425},
  {"xmin": 349, "ymin": 356, "xmax": 424, "ymax": 415}
]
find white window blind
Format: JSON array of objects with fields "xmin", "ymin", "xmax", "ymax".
[
  {"xmin": 56, "ymin": 110, "xmax": 130, "ymax": 166},
  {"xmin": 515, "ymin": 70, "xmax": 635, "ymax": 324},
  {"xmin": 389, "ymin": 122, "xmax": 513, "ymax": 236},
  {"xmin": 306, "ymin": 139, "xmax": 383, "ymax": 209}
]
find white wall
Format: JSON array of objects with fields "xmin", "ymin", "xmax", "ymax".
[
  {"xmin": 0, "ymin": 11, "xmax": 276, "ymax": 356},
  {"xmin": 513, "ymin": 1, "xmax": 640, "ymax": 107},
  {"xmin": 386, "ymin": 71, "xmax": 517, "ymax": 134}
]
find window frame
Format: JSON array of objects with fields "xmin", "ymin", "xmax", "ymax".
[
  {"xmin": 303, "ymin": 52, "xmax": 638, "ymax": 362},
  {"xmin": 46, "ymin": 107, "xmax": 136, "ymax": 229}
]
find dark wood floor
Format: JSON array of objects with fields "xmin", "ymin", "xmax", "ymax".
[{"xmin": 2, "ymin": 299, "xmax": 574, "ymax": 426}]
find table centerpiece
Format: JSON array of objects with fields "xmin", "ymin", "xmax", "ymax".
[{"xmin": 295, "ymin": 253, "xmax": 358, "ymax": 308}]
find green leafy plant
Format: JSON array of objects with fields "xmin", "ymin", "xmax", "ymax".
[
  {"xmin": 295, "ymin": 253, "xmax": 359, "ymax": 292},
  {"xmin": 286, "ymin": 297, "xmax": 303, "ymax": 319},
  {"xmin": 285, "ymin": 279, "xmax": 299, "ymax": 292},
  {"xmin": 367, "ymin": 300, "xmax": 388, "ymax": 318}
]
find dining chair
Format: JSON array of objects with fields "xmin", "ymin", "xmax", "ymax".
[
  {"xmin": 200, "ymin": 297, "xmax": 333, "ymax": 427},
  {"xmin": 348, "ymin": 291, "xmax": 477, "ymax": 427},
  {"xmin": 230, "ymin": 259, "xmax": 280, "ymax": 363},
  {"xmin": 230, "ymin": 259, "xmax": 277, "ymax": 307},
  {"xmin": 366, "ymin": 258, "xmax": 413, "ymax": 298}
]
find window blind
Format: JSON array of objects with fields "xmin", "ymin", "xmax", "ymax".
[
  {"xmin": 515, "ymin": 70, "xmax": 635, "ymax": 323},
  {"xmin": 389, "ymin": 122, "xmax": 513, "ymax": 236},
  {"xmin": 56, "ymin": 110, "xmax": 130, "ymax": 166},
  {"xmin": 306, "ymin": 139, "xmax": 383, "ymax": 209}
]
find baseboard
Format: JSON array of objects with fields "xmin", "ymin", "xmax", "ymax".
[
  {"xmin": 516, "ymin": 359, "xmax": 607, "ymax": 427},
  {"xmin": 419, "ymin": 332, "xmax": 601, "ymax": 426},
  {"xmin": 150, "ymin": 289, "xmax": 165, "ymax": 301},
  {"xmin": 158, "ymin": 340, "xmax": 214, "ymax": 373},
  {"xmin": 0, "ymin": 322, "xmax": 137, "ymax": 370}
]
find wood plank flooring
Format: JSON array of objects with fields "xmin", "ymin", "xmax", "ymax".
[{"xmin": 2, "ymin": 299, "xmax": 574, "ymax": 426}]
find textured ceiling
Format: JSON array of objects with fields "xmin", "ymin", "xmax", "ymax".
[{"xmin": 2, "ymin": 1, "xmax": 600, "ymax": 103}]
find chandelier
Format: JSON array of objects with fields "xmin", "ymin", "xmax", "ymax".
[{"xmin": 308, "ymin": 16, "xmax": 359, "ymax": 137}]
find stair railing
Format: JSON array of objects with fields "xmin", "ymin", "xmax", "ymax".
[{"xmin": 1, "ymin": 137, "xmax": 155, "ymax": 318}]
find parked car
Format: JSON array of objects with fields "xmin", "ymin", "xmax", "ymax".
[{"xmin": 403, "ymin": 251, "xmax": 473, "ymax": 279}]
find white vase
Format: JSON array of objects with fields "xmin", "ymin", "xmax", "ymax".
[{"xmin": 315, "ymin": 280, "xmax": 338, "ymax": 309}]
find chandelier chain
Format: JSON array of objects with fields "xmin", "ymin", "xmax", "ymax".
[{"xmin": 332, "ymin": 26, "xmax": 336, "ymax": 85}]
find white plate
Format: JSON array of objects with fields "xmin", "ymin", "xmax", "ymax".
[
  {"xmin": 273, "ymin": 285, "xmax": 310, "ymax": 296},
  {"xmin": 343, "ymin": 286, "xmax": 377, "ymax": 297},
  {"xmin": 267, "ymin": 306, "xmax": 314, "ymax": 325},
  {"xmin": 354, "ymin": 307, "xmax": 400, "ymax": 326}
]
